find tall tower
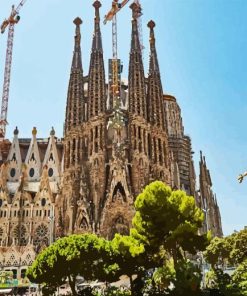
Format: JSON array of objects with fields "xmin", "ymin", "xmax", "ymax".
[
  {"xmin": 128, "ymin": 3, "xmax": 147, "ymax": 120},
  {"xmin": 88, "ymin": 0, "xmax": 106, "ymax": 119},
  {"xmin": 147, "ymin": 21, "xmax": 165, "ymax": 129},
  {"xmin": 199, "ymin": 152, "xmax": 223, "ymax": 237},
  {"xmin": 65, "ymin": 18, "xmax": 84, "ymax": 134},
  {"xmin": 128, "ymin": 3, "xmax": 149, "ymax": 196},
  {"xmin": 86, "ymin": 1, "xmax": 107, "ymax": 229},
  {"xmin": 64, "ymin": 17, "xmax": 84, "ymax": 171},
  {"xmin": 61, "ymin": 17, "xmax": 85, "ymax": 235},
  {"xmin": 146, "ymin": 20, "xmax": 170, "ymax": 185}
]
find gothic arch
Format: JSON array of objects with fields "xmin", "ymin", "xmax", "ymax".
[
  {"xmin": 112, "ymin": 182, "xmax": 126, "ymax": 202},
  {"xmin": 79, "ymin": 217, "xmax": 89, "ymax": 230},
  {"xmin": 12, "ymin": 225, "xmax": 28, "ymax": 246}
]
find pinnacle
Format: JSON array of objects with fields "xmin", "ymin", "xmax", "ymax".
[
  {"xmin": 148, "ymin": 20, "xmax": 156, "ymax": 29},
  {"xmin": 73, "ymin": 17, "xmax": 82, "ymax": 26},
  {"xmin": 93, "ymin": 0, "xmax": 101, "ymax": 9},
  {"xmin": 32, "ymin": 127, "xmax": 37, "ymax": 136},
  {"xmin": 50, "ymin": 127, "xmax": 55, "ymax": 136},
  {"xmin": 130, "ymin": 2, "xmax": 141, "ymax": 19},
  {"xmin": 13, "ymin": 126, "xmax": 19, "ymax": 135}
]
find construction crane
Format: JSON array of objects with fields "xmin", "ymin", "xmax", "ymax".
[
  {"xmin": 0, "ymin": 0, "xmax": 27, "ymax": 140},
  {"xmin": 238, "ymin": 171, "xmax": 247, "ymax": 183},
  {"xmin": 104, "ymin": 0, "xmax": 130, "ymax": 106}
]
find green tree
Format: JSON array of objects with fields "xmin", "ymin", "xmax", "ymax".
[
  {"xmin": 204, "ymin": 228, "xmax": 247, "ymax": 296},
  {"xmin": 132, "ymin": 181, "xmax": 209, "ymax": 264},
  {"xmin": 152, "ymin": 258, "xmax": 175, "ymax": 292},
  {"xmin": 111, "ymin": 233, "xmax": 146, "ymax": 295},
  {"xmin": 231, "ymin": 259, "xmax": 247, "ymax": 295},
  {"xmin": 230, "ymin": 229, "xmax": 247, "ymax": 265},
  {"xmin": 204, "ymin": 228, "xmax": 247, "ymax": 268},
  {"xmin": 204, "ymin": 236, "xmax": 233, "ymax": 268},
  {"xmin": 27, "ymin": 234, "xmax": 115, "ymax": 296}
]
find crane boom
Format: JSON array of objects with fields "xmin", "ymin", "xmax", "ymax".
[
  {"xmin": 104, "ymin": 0, "xmax": 130, "ymax": 109},
  {"xmin": 0, "ymin": 0, "xmax": 27, "ymax": 139}
]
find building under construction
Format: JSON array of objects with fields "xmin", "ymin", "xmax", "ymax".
[{"xmin": 0, "ymin": 0, "xmax": 222, "ymax": 279}]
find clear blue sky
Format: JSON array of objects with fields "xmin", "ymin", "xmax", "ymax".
[{"xmin": 0, "ymin": 0, "xmax": 247, "ymax": 235}]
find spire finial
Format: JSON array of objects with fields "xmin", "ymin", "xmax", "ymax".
[
  {"xmin": 14, "ymin": 126, "xmax": 19, "ymax": 136},
  {"xmin": 93, "ymin": 0, "xmax": 101, "ymax": 10},
  {"xmin": 50, "ymin": 127, "xmax": 55, "ymax": 136},
  {"xmin": 91, "ymin": 0, "xmax": 103, "ymax": 52},
  {"xmin": 148, "ymin": 20, "xmax": 156, "ymax": 46},
  {"xmin": 200, "ymin": 150, "xmax": 203, "ymax": 161},
  {"xmin": 93, "ymin": 1, "xmax": 101, "ymax": 22},
  {"xmin": 32, "ymin": 127, "xmax": 37, "ymax": 137},
  {"xmin": 130, "ymin": 2, "xmax": 140, "ymax": 19},
  {"xmin": 71, "ymin": 17, "xmax": 83, "ymax": 70},
  {"xmin": 73, "ymin": 17, "xmax": 82, "ymax": 48},
  {"xmin": 73, "ymin": 17, "xmax": 82, "ymax": 27}
]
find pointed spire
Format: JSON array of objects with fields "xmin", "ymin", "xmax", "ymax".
[
  {"xmin": 200, "ymin": 150, "xmax": 203, "ymax": 162},
  {"xmin": 50, "ymin": 126, "xmax": 55, "ymax": 137},
  {"xmin": 130, "ymin": 2, "xmax": 142, "ymax": 53},
  {"xmin": 14, "ymin": 126, "xmax": 19, "ymax": 136},
  {"xmin": 65, "ymin": 18, "xmax": 84, "ymax": 133},
  {"xmin": 146, "ymin": 20, "xmax": 165, "ymax": 128},
  {"xmin": 215, "ymin": 194, "xmax": 218, "ymax": 206},
  {"xmin": 147, "ymin": 20, "xmax": 160, "ymax": 74},
  {"xmin": 128, "ymin": 3, "xmax": 147, "ymax": 119},
  {"xmin": 72, "ymin": 17, "xmax": 83, "ymax": 71},
  {"xmin": 92, "ymin": 0, "xmax": 103, "ymax": 52},
  {"xmin": 88, "ymin": 1, "xmax": 106, "ymax": 118}
]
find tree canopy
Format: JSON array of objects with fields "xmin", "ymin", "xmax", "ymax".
[
  {"xmin": 28, "ymin": 181, "xmax": 213, "ymax": 295},
  {"xmin": 27, "ymin": 233, "xmax": 116, "ymax": 295},
  {"xmin": 133, "ymin": 181, "xmax": 209, "ymax": 262},
  {"xmin": 204, "ymin": 228, "xmax": 247, "ymax": 296}
]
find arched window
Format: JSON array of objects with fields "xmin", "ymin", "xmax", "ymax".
[
  {"xmin": 79, "ymin": 218, "xmax": 88, "ymax": 230},
  {"xmin": 13, "ymin": 225, "xmax": 27, "ymax": 246}
]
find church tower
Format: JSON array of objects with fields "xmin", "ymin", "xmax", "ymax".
[
  {"xmin": 61, "ymin": 17, "xmax": 86, "ymax": 236},
  {"xmin": 146, "ymin": 21, "xmax": 170, "ymax": 185},
  {"xmin": 86, "ymin": 1, "xmax": 107, "ymax": 227},
  {"xmin": 199, "ymin": 152, "xmax": 223, "ymax": 237},
  {"xmin": 128, "ymin": 3, "xmax": 149, "ymax": 196}
]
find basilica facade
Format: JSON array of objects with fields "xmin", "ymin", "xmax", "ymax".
[{"xmin": 0, "ymin": 1, "xmax": 222, "ymax": 279}]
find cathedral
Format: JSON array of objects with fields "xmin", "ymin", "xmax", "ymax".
[{"xmin": 0, "ymin": 1, "xmax": 222, "ymax": 280}]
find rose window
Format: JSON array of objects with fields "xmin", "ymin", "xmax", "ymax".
[{"xmin": 33, "ymin": 224, "xmax": 49, "ymax": 247}]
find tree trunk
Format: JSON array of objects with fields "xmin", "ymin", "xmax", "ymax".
[
  {"xmin": 172, "ymin": 248, "xmax": 177, "ymax": 266},
  {"xmin": 68, "ymin": 274, "xmax": 77, "ymax": 296},
  {"xmin": 129, "ymin": 275, "xmax": 134, "ymax": 295}
]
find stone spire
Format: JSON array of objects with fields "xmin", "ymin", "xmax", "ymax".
[
  {"xmin": 147, "ymin": 20, "xmax": 165, "ymax": 128},
  {"xmin": 199, "ymin": 151, "xmax": 223, "ymax": 237},
  {"xmin": 128, "ymin": 2, "xmax": 147, "ymax": 119},
  {"xmin": 92, "ymin": 0, "xmax": 103, "ymax": 52},
  {"xmin": 88, "ymin": 0, "xmax": 106, "ymax": 118},
  {"xmin": 65, "ymin": 17, "xmax": 84, "ymax": 134}
]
